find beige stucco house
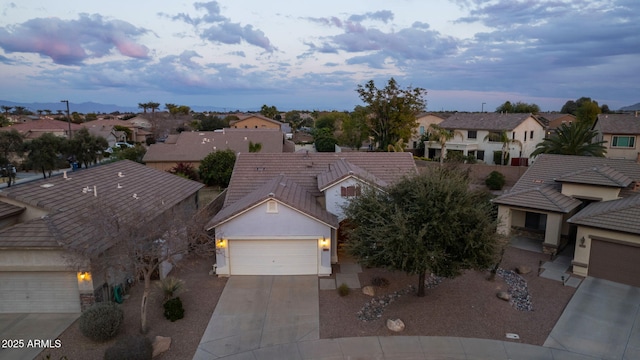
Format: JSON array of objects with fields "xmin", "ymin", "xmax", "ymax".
[
  {"xmin": 231, "ymin": 114, "xmax": 286, "ymax": 130},
  {"xmin": 407, "ymin": 113, "xmax": 446, "ymax": 150},
  {"xmin": 592, "ymin": 113, "xmax": 640, "ymax": 160},
  {"xmin": 493, "ymin": 154, "xmax": 640, "ymax": 287},
  {"xmin": 0, "ymin": 160, "xmax": 203, "ymax": 313},
  {"xmin": 427, "ymin": 112, "xmax": 546, "ymax": 165}
]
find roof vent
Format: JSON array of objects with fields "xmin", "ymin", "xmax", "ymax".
[
  {"xmin": 133, "ymin": 193, "xmax": 139, "ymax": 199},
  {"xmin": 40, "ymin": 183, "xmax": 54, "ymax": 188},
  {"xmin": 118, "ymin": 172, "xmax": 124, "ymax": 177},
  {"xmin": 268, "ymin": 192, "xmax": 275, "ymax": 197},
  {"xmin": 533, "ymin": 179, "xmax": 544, "ymax": 184}
]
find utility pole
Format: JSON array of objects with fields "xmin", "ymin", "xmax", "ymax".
[
  {"xmin": 60, "ymin": 100, "xmax": 71, "ymax": 139},
  {"xmin": 482, "ymin": 102, "xmax": 486, "ymax": 113}
]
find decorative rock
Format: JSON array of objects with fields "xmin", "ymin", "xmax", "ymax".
[
  {"xmin": 152, "ymin": 336, "xmax": 171, "ymax": 358},
  {"xmin": 516, "ymin": 265, "xmax": 531, "ymax": 275},
  {"xmin": 386, "ymin": 318, "xmax": 405, "ymax": 332},
  {"xmin": 497, "ymin": 268, "xmax": 534, "ymax": 311},
  {"xmin": 497, "ymin": 291, "xmax": 511, "ymax": 301},
  {"xmin": 362, "ymin": 285, "xmax": 376, "ymax": 296}
]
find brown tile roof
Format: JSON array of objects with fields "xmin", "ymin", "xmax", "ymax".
[
  {"xmin": 493, "ymin": 154, "xmax": 640, "ymax": 211},
  {"xmin": 207, "ymin": 174, "xmax": 339, "ymax": 230},
  {"xmin": 317, "ymin": 158, "xmax": 387, "ymax": 191},
  {"xmin": 594, "ymin": 113, "xmax": 640, "ymax": 134},
  {"xmin": 0, "ymin": 160, "xmax": 203, "ymax": 249},
  {"xmin": 438, "ymin": 112, "xmax": 543, "ymax": 131},
  {"xmin": 0, "ymin": 201, "xmax": 24, "ymax": 220},
  {"xmin": 0, "ymin": 219, "xmax": 57, "ymax": 247},
  {"xmin": 223, "ymin": 152, "xmax": 418, "ymax": 206},
  {"xmin": 554, "ymin": 166, "xmax": 632, "ymax": 188},
  {"xmin": 0, "ymin": 119, "xmax": 84, "ymax": 138},
  {"xmin": 568, "ymin": 195, "xmax": 640, "ymax": 235},
  {"xmin": 142, "ymin": 129, "xmax": 286, "ymax": 163},
  {"xmin": 492, "ymin": 186, "xmax": 582, "ymax": 213}
]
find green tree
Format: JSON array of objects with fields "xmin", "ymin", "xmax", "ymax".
[
  {"xmin": 313, "ymin": 128, "xmax": 337, "ymax": 152},
  {"xmin": 531, "ymin": 122, "xmax": 606, "ymax": 157},
  {"xmin": 68, "ymin": 128, "xmax": 109, "ymax": 168},
  {"xmin": 248, "ymin": 141, "xmax": 262, "ymax": 153},
  {"xmin": 315, "ymin": 112, "xmax": 349, "ymax": 132},
  {"xmin": 560, "ymin": 97, "xmax": 606, "ymax": 126},
  {"xmin": 148, "ymin": 102, "xmax": 160, "ymax": 114},
  {"xmin": 427, "ymin": 124, "xmax": 463, "ymax": 164},
  {"xmin": 199, "ymin": 149, "xmax": 236, "ymax": 187},
  {"xmin": 343, "ymin": 167, "xmax": 500, "ymax": 297},
  {"xmin": 496, "ymin": 101, "xmax": 540, "ymax": 114},
  {"xmin": 484, "ymin": 131, "xmax": 522, "ymax": 165},
  {"xmin": 356, "ymin": 78, "xmax": 427, "ymax": 150},
  {"xmin": 138, "ymin": 103, "xmax": 149, "ymax": 114},
  {"xmin": 284, "ymin": 110, "xmax": 302, "ymax": 132},
  {"xmin": 339, "ymin": 107, "xmax": 370, "ymax": 150},
  {"xmin": 199, "ymin": 115, "xmax": 226, "ymax": 131},
  {"xmin": 114, "ymin": 145, "xmax": 146, "ymax": 163},
  {"xmin": 0, "ymin": 129, "xmax": 24, "ymax": 187},
  {"xmin": 260, "ymin": 104, "xmax": 279, "ymax": 119},
  {"xmin": 1, "ymin": 105, "xmax": 12, "ymax": 117},
  {"xmin": 25, "ymin": 133, "xmax": 66, "ymax": 178}
]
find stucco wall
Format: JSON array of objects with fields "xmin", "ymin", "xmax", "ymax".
[
  {"xmin": 233, "ymin": 117, "xmax": 280, "ymax": 129},
  {"xmin": 561, "ymin": 183, "xmax": 621, "ymax": 201},
  {"xmin": 602, "ymin": 134, "xmax": 638, "ymax": 160},
  {"xmin": 324, "ymin": 177, "xmax": 364, "ymax": 220},
  {"xmin": 0, "ymin": 249, "xmax": 84, "ymax": 271},
  {"xmin": 572, "ymin": 226, "xmax": 640, "ymax": 277}
]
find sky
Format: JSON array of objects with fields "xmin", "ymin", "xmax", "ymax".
[{"xmin": 0, "ymin": 0, "xmax": 638, "ymax": 113}]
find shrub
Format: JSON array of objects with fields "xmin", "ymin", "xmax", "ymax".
[
  {"xmin": 79, "ymin": 302, "xmax": 124, "ymax": 342},
  {"xmin": 337, "ymin": 283, "xmax": 350, "ymax": 297},
  {"xmin": 163, "ymin": 296, "xmax": 185, "ymax": 322},
  {"xmin": 157, "ymin": 276, "xmax": 186, "ymax": 302},
  {"xmin": 104, "ymin": 335, "xmax": 152, "ymax": 360},
  {"xmin": 493, "ymin": 151, "xmax": 510, "ymax": 166},
  {"xmin": 485, "ymin": 171, "xmax": 506, "ymax": 190},
  {"xmin": 371, "ymin": 276, "xmax": 390, "ymax": 288}
]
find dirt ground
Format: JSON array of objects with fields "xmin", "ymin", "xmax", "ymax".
[{"xmin": 40, "ymin": 247, "xmax": 575, "ymax": 359}]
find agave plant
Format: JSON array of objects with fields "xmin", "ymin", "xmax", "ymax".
[{"xmin": 156, "ymin": 276, "xmax": 186, "ymax": 302}]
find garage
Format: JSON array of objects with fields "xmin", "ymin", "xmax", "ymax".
[
  {"xmin": 229, "ymin": 239, "xmax": 318, "ymax": 275},
  {"xmin": 0, "ymin": 272, "xmax": 81, "ymax": 313},
  {"xmin": 588, "ymin": 239, "xmax": 640, "ymax": 287}
]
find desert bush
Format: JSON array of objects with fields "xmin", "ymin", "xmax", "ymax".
[
  {"xmin": 337, "ymin": 283, "xmax": 350, "ymax": 296},
  {"xmin": 104, "ymin": 335, "xmax": 152, "ymax": 360},
  {"xmin": 157, "ymin": 276, "xmax": 186, "ymax": 302},
  {"xmin": 485, "ymin": 170, "xmax": 506, "ymax": 190},
  {"xmin": 79, "ymin": 302, "xmax": 124, "ymax": 342},
  {"xmin": 371, "ymin": 276, "xmax": 390, "ymax": 288},
  {"xmin": 163, "ymin": 296, "xmax": 185, "ymax": 322}
]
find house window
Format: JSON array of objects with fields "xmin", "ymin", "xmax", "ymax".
[
  {"xmin": 266, "ymin": 200, "xmax": 278, "ymax": 213},
  {"xmin": 419, "ymin": 126, "xmax": 425, "ymax": 135},
  {"xmin": 487, "ymin": 132, "xmax": 501, "ymax": 142},
  {"xmin": 524, "ymin": 131, "xmax": 527, "ymax": 141},
  {"xmin": 611, "ymin": 136, "xmax": 636, "ymax": 148},
  {"xmin": 525, "ymin": 212, "xmax": 547, "ymax": 231},
  {"xmin": 476, "ymin": 150, "xmax": 485, "ymax": 161},
  {"xmin": 512, "ymin": 132, "xmax": 515, "ymax": 140},
  {"xmin": 530, "ymin": 130, "xmax": 534, "ymax": 139},
  {"xmin": 467, "ymin": 130, "xmax": 477, "ymax": 139},
  {"xmin": 340, "ymin": 185, "xmax": 361, "ymax": 197}
]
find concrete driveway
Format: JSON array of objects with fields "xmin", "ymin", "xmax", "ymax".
[
  {"xmin": 193, "ymin": 275, "xmax": 319, "ymax": 359},
  {"xmin": 544, "ymin": 277, "xmax": 640, "ymax": 359},
  {"xmin": 0, "ymin": 313, "xmax": 79, "ymax": 360}
]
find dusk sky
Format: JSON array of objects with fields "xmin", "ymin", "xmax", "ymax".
[{"xmin": 0, "ymin": 0, "xmax": 638, "ymax": 112}]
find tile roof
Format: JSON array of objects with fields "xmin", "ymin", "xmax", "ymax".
[
  {"xmin": 0, "ymin": 218, "xmax": 57, "ymax": 248},
  {"xmin": 142, "ymin": 129, "xmax": 286, "ymax": 163},
  {"xmin": 0, "ymin": 119, "xmax": 84, "ymax": 138},
  {"xmin": 0, "ymin": 160, "xmax": 203, "ymax": 249},
  {"xmin": 568, "ymin": 195, "xmax": 640, "ymax": 235},
  {"xmin": 317, "ymin": 158, "xmax": 387, "ymax": 191},
  {"xmin": 223, "ymin": 152, "xmax": 418, "ymax": 206},
  {"xmin": 554, "ymin": 166, "xmax": 632, "ymax": 188},
  {"xmin": 0, "ymin": 201, "xmax": 24, "ymax": 220},
  {"xmin": 594, "ymin": 113, "xmax": 640, "ymax": 134},
  {"xmin": 207, "ymin": 174, "xmax": 339, "ymax": 229},
  {"xmin": 492, "ymin": 186, "xmax": 582, "ymax": 213},
  {"xmin": 493, "ymin": 154, "xmax": 640, "ymax": 211},
  {"xmin": 438, "ymin": 112, "xmax": 543, "ymax": 131}
]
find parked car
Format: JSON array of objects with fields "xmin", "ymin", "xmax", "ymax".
[{"xmin": 105, "ymin": 142, "xmax": 134, "ymax": 154}]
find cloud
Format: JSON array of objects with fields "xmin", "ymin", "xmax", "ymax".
[
  {"xmin": 348, "ymin": 10, "xmax": 394, "ymax": 23},
  {"xmin": 166, "ymin": 1, "xmax": 275, "ymax": 53},
  {"xmin": 0, "ymin": 13, "xmax": 149, "ymax": 65}
]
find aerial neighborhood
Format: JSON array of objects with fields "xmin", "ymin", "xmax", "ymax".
[{"xmin": 1, "ymin": 90, "xmax": 640, "ymax": 359}]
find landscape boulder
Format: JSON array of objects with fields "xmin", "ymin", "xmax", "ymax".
[
  {"xmin": 386, "ymin": 318, "xmax": 405, "ymax": 332},
  {"xmin": 497, "ymin": 291, "xmax": 511, "ymax": 301},
  {"xmin": 152, "ymin": 336, "xmax": 171, "ymax": 358},
  {"xmin": 362, "ymin": 285, "xmax": 376, "ymax": 297},
  {"xmin": 516, "ymin": 265, "xmax": 531, "ymax": 275}
]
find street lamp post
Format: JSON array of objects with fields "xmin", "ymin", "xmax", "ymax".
[{"xmin": 60, "ymin": 100, "xmax": 70, "ymax": 139}]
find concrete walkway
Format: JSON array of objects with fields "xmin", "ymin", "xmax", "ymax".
[{"xmin": 0, "ymin": 313, "xmax": 79, "ymax": 360}]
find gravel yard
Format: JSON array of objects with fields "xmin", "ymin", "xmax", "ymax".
[{"xmin": 40, "ymin": 246, "xmax": 575, "ymax": 359}]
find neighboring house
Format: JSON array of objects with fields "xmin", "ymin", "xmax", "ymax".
[
  {"xmin": 231, "ymin": 114, "xmax": 291, "ymax": 134},
  {"xmin": 206, "ymin": 152, "xmax": 417, "ymax": 276},
  {"xmin": 83, "ymin": 118, "xmax": 150, "ymax": 146},
  {"xmin": 143, "ymin": 128, "xmax": 289, "ymax": 172},
  {"xmin": 426, "ymin": 112, "xmax": 546, "ymax": 165},
  {"xmin": 493, "ymin": 154, "xmax": 640, "ymax": 287},
  {"xmin": 126, "ymin": 115, "xmax": 153, "ymax": 129},
  {"xmin": 407, "ymin": 113, "xmax": 445, "ymax": 150},
  {"xmin": 0, "ymin": 160, "xmax": 203, "ymax": 313},
  {"xmin": 0, "ymin": 118, "xmax": 84, "ymax": 139},
  {"xmin": 537, "ymin": 113, "xmax": 576, "ymax": 136},
  {"xmin": 592, "ymin": 113, "xmax": 640, "ymax": 160}
]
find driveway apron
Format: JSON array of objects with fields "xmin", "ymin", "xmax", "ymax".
[
  {"xmin": 0, "ymin": 313, "xmax": 79, "ymax": 360},
  {"xmin": 193, "ymin": 275, "xmax": 319, "ymax": 359},
  {"xmin": 544, "ymin": 277, "xmax": 640, "ymax": 359}
]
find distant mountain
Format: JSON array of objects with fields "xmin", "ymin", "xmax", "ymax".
[
  {"xmin": 620, "ymin": 102, "xmax": 640, "ymax": 112},
  {"xmin": 0, "ymin": 100, "xmax": 251, "ymax": 114}
]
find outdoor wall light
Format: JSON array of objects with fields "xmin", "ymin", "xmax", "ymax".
[
  {"xmin": 79, "ymin": 271, "xmax": 91, "ymax": 281},
  {"xmin": 217, "ymin": 239, "xmax": 226, "ymax": 248},
  {"xmin": 579, "ymin": 237, "xmax": 586, "ymax": 248},
  {"xmin": 320, "ymin": 237, "xmax": 329, "ymax": 249}
]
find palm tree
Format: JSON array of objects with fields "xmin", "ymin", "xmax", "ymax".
[
  {"xmin": 2, "ymin": 105, "xmax": 13, "ymax": 116},
  {"xmin": 531, "ymin": 122, "xmax": 606, "ymax": 157},
  {"xmin": 248, "ymin": 141, "xmax": 262, "ymax": 153},
  {"xmin": 138, "ymin": 102, "xmax": 149, "ymax": 114},
  {"xmin": 484, "ymin": 130, "xmax": 522, "ymax": 165},
  {"xmin": 427, "ymin": 124, "xmax": 463, "ymax": 164},
  {"xmin": 148, "ymin": 102, "xmax": 160, "ymax": 115}
]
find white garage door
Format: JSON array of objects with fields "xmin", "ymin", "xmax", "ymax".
[
  {"xmin": 0, "ymin": 272, "xmax": 81, "ymax": 313},
  {"xmin": 229, "ymin": 240, "xmax": 318, "ymax": 275}
]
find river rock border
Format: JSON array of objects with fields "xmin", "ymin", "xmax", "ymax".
[{"xmin": 497, "ymin": 268, "xmax": 533, "ymax": 311}]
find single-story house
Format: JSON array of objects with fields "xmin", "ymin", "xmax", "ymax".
[
  {"xmin": 427, "ymin": 112, "xmax": 546, "ymax": 165},
  {"xmin": 143, "ymin": 128, "xmax": 291, "ymax": 172},
  {"xmin": 592, "ymin": 113, "xmax": 640, "ymax": 160},
  {"xmin": 0, "ymin": 160, "xmax": 203, "ymax": 313},
  {"xmin": 83, "ymin": 118, "xmax": 151, "ymax": 145},
  {"xmin": 493, "ymin": 154, "xmax": 640, "ymax": 286},
  {"xmin": 206, "ymin": 152, "xmax": 417, "ymax": 276}
]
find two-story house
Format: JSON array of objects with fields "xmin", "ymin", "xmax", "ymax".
[
  {"xmin": 592, "ymin": 113, "xmax": 640, "ymax": 160},
  {"xmin": 406, "ymin": 112, "xmax": 446, "ymax": 150},
  {"xmin": 206, "ymin": 152, "xmax": 417, "ymax": 276},
  {"xmin": 425, "ymin": 112, "xmax": 546, "ymax": 165}
]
